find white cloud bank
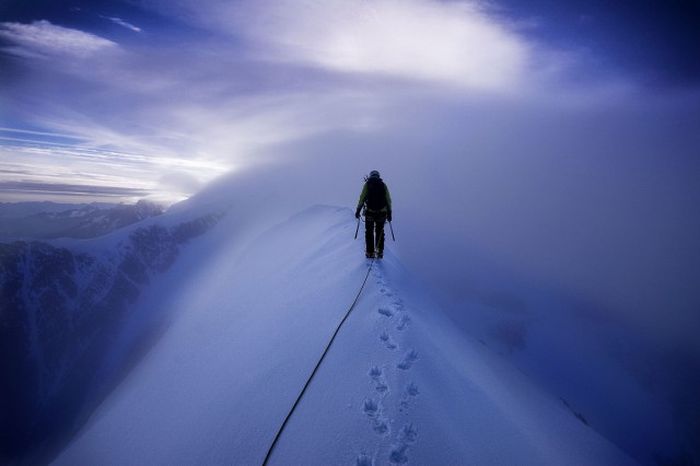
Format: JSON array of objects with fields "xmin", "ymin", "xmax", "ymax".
[
  {"xmin": 152, "ymin": 0, "xmax": 536, "ymax": 92},
  {"xmin": 259, "ymin": 0, "xmax": 531, "ymax": 91},
  {"xmin": 0, "ymin": 20, "xmax": 117, "ymax": 59}
]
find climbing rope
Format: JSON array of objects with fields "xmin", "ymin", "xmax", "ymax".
[{"xmin": 261, "ymin": 258, "xmax": 376, "ymax": 466}]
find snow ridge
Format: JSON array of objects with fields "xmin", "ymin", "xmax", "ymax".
[
  {"xmin": 358, "ymin": 267, "xmax": 421, "ymax": 465},
  {"xmin": 53, "ymin": 205, "xmax": 635, "ymax": 466}
]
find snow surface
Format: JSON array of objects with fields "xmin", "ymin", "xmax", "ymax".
[{"xmin": 54, "ymin": 204, "xmax": 634, "ymax": 465}]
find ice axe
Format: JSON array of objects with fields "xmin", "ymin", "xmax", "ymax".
[
  {"xmin": 389, "ymin": 221, "xmax": 396, "ymax": 241},
  {"xmin": 354, "ymin": 217, "xmax": 360, "ymax": 239}
]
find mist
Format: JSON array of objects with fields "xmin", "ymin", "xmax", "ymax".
[
  {"xmin": 162, "ymin": 88, "xmax": 700, "ymax": 460},
  {"xmin": 233, "ymin": 90, "xmax": 700, "ymax": 351},
  {"xmin": 197, "ymin": 89, "xmax": 699, "ymax": 458}
]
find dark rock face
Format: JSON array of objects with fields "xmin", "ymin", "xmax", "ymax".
[{"xmin": 0, "ymin": 213, "xmax": 220, "ymax": 463}]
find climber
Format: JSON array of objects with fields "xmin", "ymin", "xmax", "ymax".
[{"xmin": 355, "ymin": 170, "xmax": 392, "ymax": 259}]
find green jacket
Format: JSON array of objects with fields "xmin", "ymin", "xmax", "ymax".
[{"xmin": 356, "ymin": 181, "xmax": 392, "ymax": 212}]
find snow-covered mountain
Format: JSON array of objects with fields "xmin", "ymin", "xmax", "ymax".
[
  {"xmin": 0, "ymin": 200, "xmax": 164, "ymax": 240},
  {"xmin": 3, "ymin": 167, "xmax": 693, "ymax": 465},
  {"xmin": 0, "ymin": 202, "xmax": 117, "ymax": 219},
  {"xmin": 48, "ymin": 202, "xmax": 633, "ymax": 465},
  {"xmin": 0, "ymin": 208, "xmax": 221, "ymax": 464}
]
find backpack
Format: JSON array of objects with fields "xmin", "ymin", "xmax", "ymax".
[{"xmin": 365, "ymin": 177, "xmax": 387, "ymax": 210}]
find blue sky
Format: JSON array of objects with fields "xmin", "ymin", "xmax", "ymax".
[{"xmin": 1, "ymin": 0, "xmax": 698, "ymax": 203}]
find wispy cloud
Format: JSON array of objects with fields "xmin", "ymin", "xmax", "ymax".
[
  {"xmin": 0, "ymin": 20, "xmax": 118, "ymax": 59},
  {"xmin": 0, "ymin": 180, "xmax": 152, "ymax": 198},
  {"xmin": 0, "ymin": 126, "xmax": 88, "ymax": 140},
  {"xmin": 0, "ymin": 132, "xmax": 224, "ymax": 203},
  {"xmin": 99, "ymin": 15, "xmax": 142, "ymax": 33}
]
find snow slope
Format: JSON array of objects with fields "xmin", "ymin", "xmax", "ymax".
[
  {"xmin": 0, "ymin": 205, "xmax": 220, "ymax": 463},
  {"xmin": 54, "ymin": 204, "xmax": 634, "ymax": 465}
]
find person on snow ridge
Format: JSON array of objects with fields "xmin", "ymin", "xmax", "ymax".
[{"xmin": 355, "ymin": 170, "xmax": 392, "ymax": 259}]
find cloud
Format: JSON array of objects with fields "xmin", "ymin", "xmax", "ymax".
[
  {"xmin": 0, "ymin": 180, "xmax": 152, "ymax": 198},
  {"xmin": 0, "ymin": 20, "xmax": 118, "ymax": 59},
  {"xmin": 158, "ymin": 171, "xmax": 203, "ymax": 194},
  {"xmin": 240, "ymin": 0, "xmax": 532, "ymax": 92},
  {"xmin": 140, "ymin": 0, "xmax": 541, "ymax": 92},
  {"xmin": 0, "ymin": 130, "xmax": 223, "ymax": 204},
  {"xmin": 0, "ymin": 126, "xmax": 87, "ymax": 141},
  {"xmin": 99, "ymin": 16, "xmax": 142, "ymax": 33}
]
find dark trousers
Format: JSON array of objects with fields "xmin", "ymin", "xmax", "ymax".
[{"xmin": 365, "ymin": 211, "xmax": 386, "ymax": 254}]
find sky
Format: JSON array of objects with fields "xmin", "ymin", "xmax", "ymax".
[
  {"xmin": 0, "ymin": 0, "xmax": 698, "ymax": 203},
  {"xmin": 1, "ymin": 0, "xmax": 699, "ymax": 345}
]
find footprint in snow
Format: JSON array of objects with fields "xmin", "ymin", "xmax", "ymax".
[
  {"xmin": 379, "ymin": 331, "xmax": 398, "ymax": 350},
  {"xmin": 369, "ymin": 366, "xmax": 389, "ymax": 393},
  {"xmin": 389, "ymin": 444, "xmax": 409, "ymax": 464},
  {"xmin": 399, "ymin": 382, "xmax": 419, "ymax": 410},
  {"xmin": 356, "ymin": 453, "xmax": 374, "ymax": 466},
  {"xmin": 389, "ymin": 424, "xmax": 418, "ymax": 464},
  {"xmin": 392, "ymin": 300, "xmax": 404, "ymax": 311},
  {"xmin": 374, "ymin": 419, "xmax": 390, "ymax": 434},
  {"xmin": 363, "ymin": 398, "xmax": 390, "ymax": 435},
  {"xmin": 406, "ymin": 383, "xmax": 419, "ymax": 397},
  {"xmin": 400, "ymin": 424, "xmax": 418, "ymax": 443},
  {"xmin": 396, "ymin": 315, "xmax": 410, "ymax": 331},
  {"xmin": 363, "ymin": 398, "xmax": 379, "ymax": 417},
  {"xmin": 378, "ymin": 307, "xmax": 393, "ymax": 317},
  {"xmin": 397, "ymin": 350, "xmax": 419, "ymax": 370}
]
